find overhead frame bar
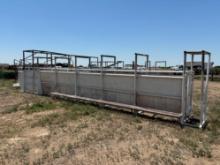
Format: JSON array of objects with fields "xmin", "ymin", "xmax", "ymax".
[
  {"xmin": 22, "ymin": 50, "xmax": 98, "ymax": 69},
  {"xmin": 155, "ymin": 61, "xmax": 167, "ymax": 69}
]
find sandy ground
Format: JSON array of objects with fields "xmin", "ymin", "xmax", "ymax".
[{"xmin": 0, "ymin": 80, "xmax": 219, "ymax": 165}]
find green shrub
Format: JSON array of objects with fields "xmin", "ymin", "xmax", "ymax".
[
  {"xmin": 0, "ymin": 70, "xmax": 16, "ymax": 79},
  {"xmin": 211, "ymin": 67, "xmax": 220, "ymax": 75},
  {"xmin": 25, "ymin": 102, "xmax": 56, "ymax": 114}
]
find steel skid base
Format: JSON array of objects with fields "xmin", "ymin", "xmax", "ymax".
[{"xmin": 182, "ymin": 117, "xmax": 208, "ymax": 129}]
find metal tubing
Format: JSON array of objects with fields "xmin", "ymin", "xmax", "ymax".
[
  {"xmin": 155, "ymin": 61, "xmax": 167, "ymax": 69},
  {"xmin": 68, "ymin": 55, "xmax": 71, "ymax": 67},
  {"xmin": 135, "ymin": 53, "xmax": 149, "ymax": 69},
  {"xmin": 23, "ymin": 51, "xmax": 25, "ymax": 69},
  {"xmin": 134, "ymin": 54, "xmax": 138, "ymax": 105},
  {"xmin": 101, "ymin": 55, "xmax": 104, "ymax": 99},
  {"xmin": 183, "ymin": 51, "xmax": 187, "ymax": 74},
  {"xmin": 100, "ymin": 55, "xmax": 117, "ymax": 68},
  {"xmin": 46, "ymin": 54, "xmax": 49, "ymax": 67},
  {"xmin": 189, "ymin": 55, "xmax": 194, "ymax": 115},
  {"xmin": 89, "ymin": 57, "xmax": 91, "ymax": 68},
  {"xmin": 200, "ymin": 53, "xmax": 205, "ymax": 127},
  {"xmin": 74, "ymin": 57, "xmax": 78, "ymax": 96},
  {"xmin": 181, "ymin": 73, "xmax": 187, "ymax": 124},
  {"xmin": 32, "ymin": 51, "xmax": 35, "ymax": 68},
  {"xmin": 50, "ymin": 54, "xmax": 53, "ymax": 67},
  {"xmin": 204, "ymin": 54, "xmax": 211, "ymax": 121}
]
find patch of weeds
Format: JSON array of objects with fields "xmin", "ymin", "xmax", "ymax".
[
  {"xmin": 52, "ymin": 144, "xmax": 66, "ymax": 159},
  {"xmin": 0, "ymin": 126, "xmax": 20, "ymax": 138},
  {"xmin": 164, "ymin": 147, "xmax": 183, "ymax": 163},
  {"xmin": 77, "ymin": 122, "xmax": 88, "ymax": 129},
  {"xmin": 32, "ymin": 102, "xmax": 99, "ymax": 127},
  {"xmin": 197, "ymin": 147, "xmax": 212, "ymax": 158},
  {"xmin": 21, "ymin": 143, "xmax": 30, "ymax": 153},
  {"xmin": 132, "ymin": 117, "xmax": 142, "ymax": 124},
  {"xmin": 95, "ymin": 110, "xmax": 111, "ymax": 121},
  {"xmin": 67, "ymin": 143, "xmax": 75, "ymax": 155},
  {"xmin": 32, "ymin": 113, "xmax": 60, "ymax": 127},
  {"xmin": 25, "ymin": 101, "xmax": 56, "ymax": 114},
  {"xmin": 160, "ymin": 155, "xmax": 182, "ymax": 165},
  {"xmin": 136, "ymin": 125, "xmax": 143, "ymax": 131},
  {"xmin": 129, "ymin": 145, "xmax": 141, "ymax": 160},
  {"xmin": 150, "ymin": 152, "xmax": 183, "ymax": 165},
  {"xmin": 149, "ymin": 153, "xmax": 160, "ymax": 165},
  {"xmin": 179, "ymin": 136, "xmax": 212, "ymax": 158},
  {"xmin": 179, "ymin": 136, "xmax": 198, "ymax": 152},
  {"xmin": 73, "ymin": 130, "xmax": 111, "ymax": 148},
  {"xmin": 33, "ymin": 159, "xmax": 44, "ymax": 165},
  {"xmin": 0, "ymin": 79, "xmax": 15, "ymax": 88},
  {"xmin": 41, "ymin": 151, "xmax": 50, "ymax": 163},
  {"xmin": 207, "ymin": 101, "xmax": 220, "ymax": 130},
  {"xmin": 61, "ymin": 102, "xmax": 98, "ymax": 115},
  {"xmin": 1, "ymin": 106, "xmax": 18, "ymax": 114}
]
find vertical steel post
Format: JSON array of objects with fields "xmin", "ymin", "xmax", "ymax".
[
  {"xmin": 37, "ymin": 58, "xmax": 39, "ymax": 67},
  {"xmin": 200, "ymin": 52, "xmax": 205, "ymax": 127},
  {"xmin": 181, "ymin": 72, "xmax": 187, "ymax": 125},
  {"xmin": 134, "ymin": 53, "xmax": 137, "ymax": 106},
  {"xmin": 145, "ymin": 56, "xmax": 148, "ymax": 69},
  {"xmin": 68, "ymin": 55, "xmax": 71, "ymax": 67},
  {"xmin": 89, "ymin": 57, "xmax": 91, "ymax": 68},
  {"xmin": 22, "ymin": 51, "xmax": 25, "ymax": 92},
  {"xmin": 183, "ymin": 51, "xmax": 187, "ymax": 119},
  {"xmin": 32, "ymin": 51, "xmax": 35, "ymax": 68},
  {"xmin": 23, "ymin": 51, "xmax": 25, "ymax": 70},
  {"xmin": 74, "ymin": 57, "xmax": 78, "ymax": 96},
  {"xmin": 189, "ymin": 54, "xmax": 194, "ymax": 114},
  {"xmin": 46, "ymin": 54, "xmax": 49, "ymax": 67},
  {"xmin": 55, "ymin": 66, "xmax": 58, "ymax": 92},
  {"xmin": 50, "ymin": 54, "xmax": 53, "ymax": 67},
  {"xmin": 147, "ymin": 55, "xmax": 149, "ymax": 69},
  {"xmin": 204, "ymin": 54, "xmax": 211, "ymax": 122},
  {"xmin": 55, "ymin": 57, "xmax": 57, "ymax": 66},
  {"xmin": 183, "ymin": 51, "xmax": 187, "ymax": 74},
  {"xmin": 101, "ymin": 55, "xmax": 104, "ymax": 99},
  {"xmin": 96, "ymin": 57, "xmax": 99, "ymax": 67}
]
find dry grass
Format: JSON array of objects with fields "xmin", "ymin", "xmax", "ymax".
[{"xmin": 0, "ymin": 79, "xmax": 219, "ymax": 165}]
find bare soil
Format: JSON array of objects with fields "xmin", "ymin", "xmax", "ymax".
[{"xmin": 0, "ymin": 79, "xmax": 219, "ymax": 165}]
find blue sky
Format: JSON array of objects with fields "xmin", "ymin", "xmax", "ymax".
[{"xmin": 0, "ymin": 0, "xmax": 219, "ymax": 65}]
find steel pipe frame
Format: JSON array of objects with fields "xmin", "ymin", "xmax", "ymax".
[
  {"xmin": 100, "ymin": 55, "xmax": 117, "ymax": 68},
  {"xmin": 183, "ymin": 50, "xmax": 211, "ymax": 128},
  {"xmin": 134, "ymin": 53, "xmax": 150, "ymax": 69},
  {"xmin": 100, "ymin": 60, "xmax": 125, "ymax": 68},
  {"xmin": 134, "ymin": 53, "xmax": 150, "ymax": 106},
  {"xmin": 22, "ymin": 50, "xmax": 98, "ymax": 69},
  {"xmin": 90, "ymin": 57, "xmax": 99, "ymax": 67},
  {"xmin": 20, "ymin": 49, "xmax": 213, "ymax": 129},
  {"xmin": 74, "ymin": 55, "xmax": 93, "ymax": 96},
  {"xmin": 116, "ymin": 61, "xmax": 125, "ymax": 68},
  {"xmin": 32, "ymin": 56, "xmax": 52, "ymax": 67},
  {"xmin": 155, "ymin": 61, "xmax": 167, "ymax": 69},
  {"xmin": 54, "ymin": 56, "xmax": 71, "ymax": 67}
]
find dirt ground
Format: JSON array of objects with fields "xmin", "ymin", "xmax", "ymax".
[{"xmin": 0, "ymin": 79, "xmax": 219, "ymax": 165}]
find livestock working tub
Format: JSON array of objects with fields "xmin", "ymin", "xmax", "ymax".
[{"xmin": 16, "ymin": 50, "xmax": 211, "ymax": 128}]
